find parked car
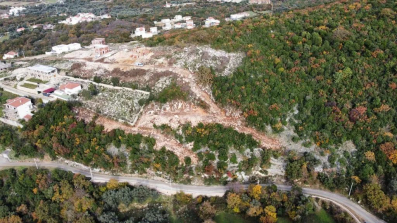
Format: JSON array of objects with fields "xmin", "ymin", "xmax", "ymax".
[{"xmin": 135, "ymin": 62, "xmax": 144, "ymax": 67}]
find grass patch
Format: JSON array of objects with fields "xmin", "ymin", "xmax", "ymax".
[
  {"xmin": 21, "ymin": 83, "xmax": 38, "ymax": 89},
  {"xmin": 0, "ymin": 34, "xmax": 9, "ymax": 42},
  {"xmin": 214, "ymin": 212, "xmax": 253, "ymax": 223},
  {"xmin": 0, "ymin": 90, "xmax": 18, "ymax": 116},
  {"xmin": 303, "ymin": 209, "xmax": 335, "ymax": 223},
  {"xmin": 26, "ymin": 78, "xmax": 48, "ymax": 84}
]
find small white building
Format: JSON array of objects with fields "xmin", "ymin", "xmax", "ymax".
[
  {"xmin": 163, "ymin": 23, "xmax": 172, "ymax": 30},
  {"xmin": 204, "ymin": 17, "xmax": 220, "ymax": 27},
  {"xmin": 4, "ymin": 97, "xmax": 33, "ymax": 121},
  {"xmin": 174, "ymin": 15, "xmax": 183, "ymax": 21},
  {"xmin": 28, "ymin": 64, "xmax": 58, "ymax": 81},
  {"xmin": 186, "ymin": 20, "xmax": 195, "ymax": 29},
  {"xmin": 135, "ymin": 27, "xmax": 146, "ymax": 36},
  {"xmin": 183, "ymin": 16, "xmax": 192, "ymax": 21},
  {"xmin": 161, "ymin": 18, "xmax": 171, "ymax": 23},
  {"xmin": 3, "ymin": 51, "xmax": 18, "ymax": 60},
  {"xmin": 164, "ymin": 1, "xmax": 171, "ymax": 8},
  {"xmin": 59, "ymin": 82, "xmax": 82, "ymax": 95},
  {"xmin": 47, "ymin": 43, "xmax": 81, "ymax": 55},
  {"xmin": 16, "ymin": 27, "xmax": 25, "ymax": 32},
  {"xmin": 9, "ymin": 7, "xmax": 26, "ymax": 16},
  {"xmin": 142, "ymin": 32, "xmax": 153, "ymax": 39},
  {"xmin": 174, "ymin": 23, "xmax": 182, "ymax": 29},
  {"xmin": 230, "ymin": 12, "xmax": 250, "ymax": 20},
  {"xmin": 150, "ymin": 27, "xmax": 158, "ymax": 35}
]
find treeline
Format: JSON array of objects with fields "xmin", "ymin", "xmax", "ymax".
[
  {"xmin": 0, "ymin": 168, "xmax": 166, "ymax": 222},
  {"xmin": 0, "ymin": 167, "xmax": 345, "ymax": 223}
]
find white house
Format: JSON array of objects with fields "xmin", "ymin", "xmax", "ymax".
[
  {"xmin": 161, "ymin": 18, "xmax": 171, "ymax": 23},
  {"xmin": 9, "ymin": 7, "xmax": 26, "ymax": 16},
  {"xmin": 59, "ymin": 13, "xmax": 105, "ymax": 25},
  {"xmin": 186, "ymin": 20, "xmax": 195, "ymax": 29},
  {"xmin": 48, "ymin": 43, "xmax": 82, "ymax": 54},
  {"xmin": 174, "ymin": 15, "xmax": 183, "ymax": 21},
  {"xmin": 164, "ymin": 1, "xmax": 171, "ymax": 8},
  {"xmin": 142, "ymin": 32, "xmax": 153, "ymax": 39},
  {"xmin": 204, "ymin": 17, "xmax": 220, "ymax": 27},
  {"xmin": 150, "ymin": 27, "xmax": 158, "ymax": 35},
  {"xmin": 174, "ymin": 23, "xmax": 182, "ymax": 29},
  {"xmin": 16, "ymin": 27, "xmax": 25, "ymax": 32},
  {"xmin": 163, "ymin": 22, "xmax": 172, "ymax": 30},
  {"xmin": 28, "ymin": 64, "xmax": 58, "ymax": 81},
  {"xmin": 59, "ymin": 82, "xmax": 82, "ymax": 95},
  {"xmin": 135, "ymin": 27, "xmax": 146, "ymax": 36},
  {"xmin": 4, "ymin": 97, "xmax": 33, "ymax": 121},
  {"xmin": 230, "ymin": 12, "xmax": 250, "ymax": 20},
  {"xmin": 3, "ymin": 51, "xmax": 18, "ymax": 60}
]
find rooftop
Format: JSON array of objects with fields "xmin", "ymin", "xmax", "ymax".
[
  {"xmin": 5, "ymin": 97, "xmax": 31, "ymax": 108},
  {"xmin": 60, "ymin": 83, "xmax": 81, "ymax": 90},
  {"xmin": 28, "ymin": 64, "xmax": 57, "ymax": 74}
]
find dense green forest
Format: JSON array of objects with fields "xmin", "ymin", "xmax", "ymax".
[
  {"xmin": 145, "ymin": 0, "xmax": 397, "ymax": 220},
  {"xmin": 0, "ymin": 168, "xmax": 348, "ymax": 223}
]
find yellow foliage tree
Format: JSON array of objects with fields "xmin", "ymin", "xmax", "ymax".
[
  {"xmin": 106, "ymin": 179, "xmax": 119, "ymax": 190},
  {"xmin": 227, "ymin": 193, "xmax": 242, "ymax": 213},
  {"xmin": 248, "ymin": 184, "xmax": 262, "ymax": 200},
  {"xmin": 364, "ymin": 151, "xmax": 376, "ymax": 162}
]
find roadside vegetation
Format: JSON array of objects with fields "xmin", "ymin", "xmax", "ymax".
[{"xmin": 0, "ymin": 167, "xmax": 348, "ymax": 223}]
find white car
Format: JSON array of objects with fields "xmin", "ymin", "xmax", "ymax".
[{"xmin": 135, "ymin": 62, "xmax": 144, "ymax": 67}]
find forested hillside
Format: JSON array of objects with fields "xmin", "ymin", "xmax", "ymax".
[{"xmin": 146, "ymin": 0, "xmax": 397, "ymax": 220}]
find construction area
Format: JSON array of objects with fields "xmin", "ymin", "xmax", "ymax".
[{"xmin": 1, "ymin": 41, "xmax": 283, "ymax": 178}]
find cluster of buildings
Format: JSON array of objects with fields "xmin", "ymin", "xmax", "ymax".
[
  {"xmin": 59, "ymin": 13, "xmax": 111, "ymax": 25},
  {"xmin": 204, "ymin": 17, "xmax": 220, "ymax": 27},
  {"xmin": 1, "ymin": 7, "xmax": 27, "ymax": 19},
  {"xmin": 9, "ymin": 7, "xmax": 26, "ymax": 16},
  {"xmin": 3, "ymin": 81, "xmax": 82, "ymax": 121},
  {"xmin": 134, "ymin": 27, "xmax": 158, "ymax": 39},
  {"xmin": 46, "ymin": 43, "xmax": 81, "ymax": 55},
  {"xmin": 154, "ymin": 15, "xmax": 195, "ymax": 31},
  {"xmin": 164, "ymin": 1, "xmax": 195, "ymax": 7}
]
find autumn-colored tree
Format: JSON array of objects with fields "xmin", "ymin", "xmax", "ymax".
[
  {"xmin": 260, "ymin": 205, "xmax": 278, "ymax": 223},
  {"xmin": 364, "ymin": 151, "xmax": 376, "ymax": 162},
  {"xmin": 227, "ymin": 193, "xmax": 242, "ymax": 213},
  {"xmin": 175, "ymin": 192, "xmax": 193, "ymax": 205},
  {"xmin": 248, "ymin": 184, "xmax": 262, "ymax": 200},
  {"xmin": 363, "ymin": 183, "xmax": 390, "ymax": 213},
  {"xmin": 199, "ymin": 201, "xmax": 216, "ymax": 220},
  {"xmin": 106, "ymin": 179, "xmax": 120, "ymax": 190},
  {"xmin": 247, "ymin": 205, "xmax": 263, "ymax": 217},
  {"xmin": 0, "ymin": 215, "xmax": 22, "ymax": 223}
]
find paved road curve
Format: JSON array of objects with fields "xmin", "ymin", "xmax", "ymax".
[{"xmin": 0, "ymin": 161, "xmax": 385, "ymax": 223}]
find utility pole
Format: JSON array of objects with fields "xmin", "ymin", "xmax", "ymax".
[
  {"xmin": 90, "ymin": 168, "xmax": 93, "ymax": 181},
  {"xmin": 348, "ymin": 182, "xmax": 354, "ymax": 196}
]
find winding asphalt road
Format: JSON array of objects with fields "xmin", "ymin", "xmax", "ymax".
[{"xmin": 0, "ymin": 160, "xmax": 385, "ymax": 223}]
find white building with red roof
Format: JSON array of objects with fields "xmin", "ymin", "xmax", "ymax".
[
  {"xmin": 59, "ymin": 82, "xmax": 82, "ymax": 95},
  {"xmin": 3, "ymin": 97, "xmax": 33, "ymax": 121},
  {"xmin": 3, "ymin": 51, "xmax": 18, "ymax": 60}
]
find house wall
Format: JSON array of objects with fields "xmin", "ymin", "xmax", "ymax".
[{"xmin": 64, "ymin": 86, "xmax": 82, "ymax": 95}]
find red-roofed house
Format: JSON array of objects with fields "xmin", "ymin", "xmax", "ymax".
[
  {"xmin": 3, "ymin": 51, "xmax": 18, "ymax": 60},
  {"xmin": 3, "ymin": 97, "xmax": 33, "ymax": 121},
  {"xmin": 59, "ymin": 82, "xmax": 82, "ymax": 95}
]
